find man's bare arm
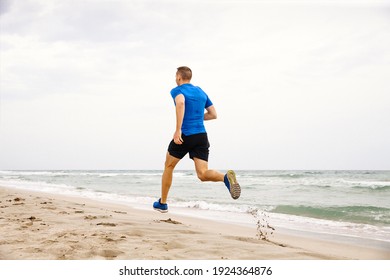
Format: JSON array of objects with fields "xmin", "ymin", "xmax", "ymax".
[
  {"xmin": 173, "ymin": 94, "xmax": 185, "ymax": 144},
  {"xmin": 204, "ymin": 105, "xmax": 217, "ymax": 121}
]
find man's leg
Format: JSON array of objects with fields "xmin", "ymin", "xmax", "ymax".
[
  {"xmin": 193, "ymin": 157, "xmax": 224, "ymax": 182},
  {"xmin": 193, "ymin": 157, "xmax": 241, "ymax": 200},
  {"xmin": 161, "ymin": 152, "xmax": 181, "ymax": 204}
]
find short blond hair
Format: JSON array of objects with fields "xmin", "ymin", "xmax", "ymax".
[{"xmin": 177, "ymin": 66, "xmax": 192, "ymax": 80}]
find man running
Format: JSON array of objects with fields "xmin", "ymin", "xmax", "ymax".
[{"xmin": 153, "ymin": 66, "xmax": 240, "ymax": 213}]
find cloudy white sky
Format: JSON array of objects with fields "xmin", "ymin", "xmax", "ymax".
[{"xmin": 0, "ymin": 0, "xmax": 389, "ymax": 170}]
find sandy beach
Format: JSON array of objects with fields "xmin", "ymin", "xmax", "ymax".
[{"xmin": 0, "ymin": 186, "xmax": 388, "ymax": 260}]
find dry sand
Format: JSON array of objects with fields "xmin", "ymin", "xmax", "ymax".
[{"xmin": 0, "ymin": 186, "xmax": 388, "ymax": 260}]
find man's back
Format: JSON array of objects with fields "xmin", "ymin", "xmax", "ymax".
[{"xmin": 170, "ymin": 83, "xmax": 213, "ymax": 136}]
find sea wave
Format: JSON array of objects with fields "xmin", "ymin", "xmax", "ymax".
[
  {"xmin": 0, "ymin": 170, "xmax": 163, "ymax": 178},
  {"xmin": 172, "ymin": 200, "xmax": 253, "ymax": 213},
  {"xmin": 271, "ymin": 205, "xmax": 390, "ymax": 226},
  {"xmin": 352, "ymin": 185, "xmax": 390, "ymax": 191},
  {"xmin": 0, "ymin": 179, "xmax": 79, "ymax": 192}
]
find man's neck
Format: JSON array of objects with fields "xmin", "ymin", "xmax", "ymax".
[{"xmin": 178, "ymin": 80, "xmax": 191, "ymax": 86}]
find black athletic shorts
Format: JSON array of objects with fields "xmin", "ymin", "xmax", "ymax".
[{"xmin": 168, "ymin": 133, "xmax": 210, "ymax": 162}]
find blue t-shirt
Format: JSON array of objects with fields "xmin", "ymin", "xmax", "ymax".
[{"xmin": 170, "ymin": 83, "xmax": 213, "ymax": 136}]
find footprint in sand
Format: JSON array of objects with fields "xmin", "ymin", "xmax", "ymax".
[
  {"xmin": 84, "ymin": 215, "xmax": 98, "ymax": 220},
  {"xmin": 57, "ymin": 232, "xmax": 71, "ymax": 239},
  {"xmin": 12, "ymin": 198, "xmax": 25, "ymax": 206},
  {"xmin": 97, "ymin": 249, "xmax": 124, "ymax": 259},
  {"xmin": 161, "ymin": 218, "xmax": 182, "ymax": 224},
  {"xmin": 96, "ymin": 222, "xmax": 117, "ymax": 227},
  {"xmin": 12, "ymin": 203, "xmax": 25, "ymax": 206},
  {"xmin": 27, "ymin": 216, "xmax": 42, "ymax": 222},
  {"xmin": 163, "ymin": 240, "xmax": 185, "ymax": 250},
  {"xmin": 85, "ymin": 215, "xmax": 111, "ymax": 220},
  {"xmin": 41, "ymin": 206, "xmax": 57, "ymax": 210},
  {"xmin": 113, "ymin": 210, "xmax": 127, "ymax": 214},
  {"xmin": 128, "ymin": 230, "xmax": 144, "ymax": 237},
  {"xmin": 40, "ymin": 201, "xmax": 53, "ymax": 205}
]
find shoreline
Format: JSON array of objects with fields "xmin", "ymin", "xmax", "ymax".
[{"xmin": 0, "ymin": 186, "xmax": 389, "ymax": 260}]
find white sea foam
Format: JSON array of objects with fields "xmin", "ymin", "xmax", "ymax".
[{"xmin": 0, "ymin": 179, "xmax": 76, "ymax": 192}]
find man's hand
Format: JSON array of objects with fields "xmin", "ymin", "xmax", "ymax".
[{"xmin": 173, "ymin": 130, "xmax": 183, "ymax": 145}]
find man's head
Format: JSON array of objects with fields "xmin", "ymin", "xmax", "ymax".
[{"xmin": 176, "ymin": 66, "xmax": 192, "ymax": 85}]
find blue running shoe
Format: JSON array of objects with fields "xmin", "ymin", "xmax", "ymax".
[
  {"xmin": 153, "ymin": 199, "xmax": 168, "ymax": 213},
  {"xmin": 224, "ymin": 170, "xmax": 241, "ymax": 200}
]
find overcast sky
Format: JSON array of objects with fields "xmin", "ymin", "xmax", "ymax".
[{"xmin": 0, "ymin": 0, "xmax": 389, "ymax": 170}]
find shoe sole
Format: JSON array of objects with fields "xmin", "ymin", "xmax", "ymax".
[
  {"xmin": 153, "ymin": 207, "xmax": 168, "ymax": 213},
  {"xmin": 227, "ymin": 170, "xmax": 241, "ymax": 199}
]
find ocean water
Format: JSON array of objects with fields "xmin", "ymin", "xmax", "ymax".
[{"xmin": 0, "ymin": 170, "xmax": 389, "ymax": 244}]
